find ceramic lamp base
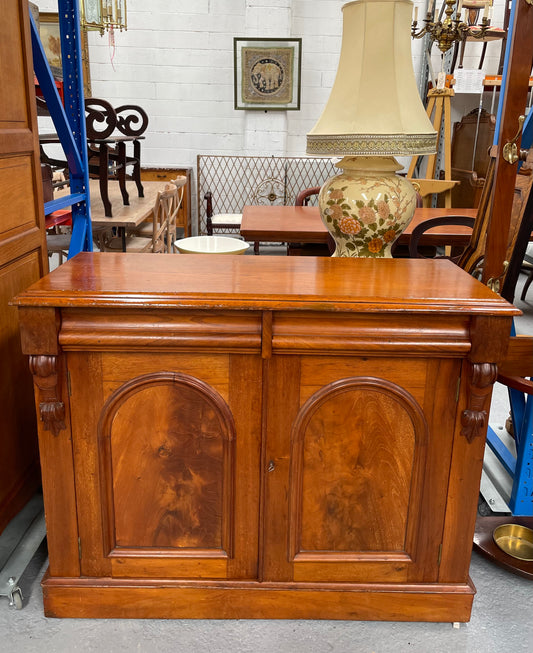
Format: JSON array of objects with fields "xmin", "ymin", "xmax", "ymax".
[{"xmin": 319, "ymin": 156, "xmax": 417, "ymax": 257}]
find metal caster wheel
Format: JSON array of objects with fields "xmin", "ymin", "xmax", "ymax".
[{"xmin": 10, "ymin": 588, "xmax": 23, "ymax": 610}]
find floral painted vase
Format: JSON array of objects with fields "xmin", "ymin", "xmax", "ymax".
[{"xmin": 319, "ymin": 156, "xmax": 417, "ymax": 257}]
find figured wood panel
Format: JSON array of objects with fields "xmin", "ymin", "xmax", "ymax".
[
  {"xmin": 102, "ymin": 374, "xmax": 234, "ymax": 552},
  {"xmin": 292, "ymin": 381, "xmax": 417, "ymax": 554}
]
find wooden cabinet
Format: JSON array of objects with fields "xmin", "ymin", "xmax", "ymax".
[
  {"xmin": 141, "ymin": 167, "xmax": 192, "ymax": 237},
  {"xmin": 0, "ymin": 0, "xmax": 48, "ymax": 532},
  {"xmin": 15, "ymin": 254, "xmax": 517, "ymax": 621}
]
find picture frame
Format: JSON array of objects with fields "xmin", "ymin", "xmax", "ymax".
[
  {"xmin": 39, "ymin": 13, "xmax": 92, "ymax": 98},
  {"xmin": 234, "ymin": 37, "xmax": 302, "ymax": 111}
]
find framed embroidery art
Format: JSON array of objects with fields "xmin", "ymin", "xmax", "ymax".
[{"xmin": 234, "ymin": 37, "xmax": 302, "ymax": 111}]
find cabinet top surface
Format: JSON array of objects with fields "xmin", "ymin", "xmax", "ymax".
[{"xmin": 14, "ymin": 253, "xmax": 518, "ymax": 316}]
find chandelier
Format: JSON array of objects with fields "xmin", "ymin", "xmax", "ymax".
[
  {"xmin": 80, "ymin": 0, "xmax": 127, "ymax": 35},
  {"xmin": 411, "ymin": 0, "xmax": 491, "ymax": 54}
]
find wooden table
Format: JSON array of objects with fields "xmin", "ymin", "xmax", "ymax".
[
  {"xmin": 14, "ymin": 253, "xmax": 518, "ymax": 621},
  {"xmin": 57, "ymin": 180, "xmax": 164, "ymax": 251},
  {"xmin": 240, "ymin": 205, "xmax": 478, "ymax": 253},
  {"xmin": 41, "ymin": 134, "xmax": 144, "ymax": 218}
]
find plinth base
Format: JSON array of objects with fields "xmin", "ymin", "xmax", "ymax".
[{"xmin": 41, "ymin": 571, "xmax": 475, "ymax": 622}]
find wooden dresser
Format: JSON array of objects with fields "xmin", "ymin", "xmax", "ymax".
[{"xmin": 14, "ymin": 254, "xmax": 518, "ymax": 621}]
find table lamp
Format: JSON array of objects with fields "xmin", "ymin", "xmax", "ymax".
[{"xmin": 307, "ymin": 0, "xmax": 437, "ymax": 257}]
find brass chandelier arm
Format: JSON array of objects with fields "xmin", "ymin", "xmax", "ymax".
[{"xmin": 411, "ymin": 1, "xmax": 493, "ymax": 54}]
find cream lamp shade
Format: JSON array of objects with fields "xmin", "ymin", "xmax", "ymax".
[
  {"xmin": 307, "ymin": 0, "xmax": 437, "ymax": 157},
  {"xmin": 306, "ymin": 0, "xmax": 437, "ymax": 258}
]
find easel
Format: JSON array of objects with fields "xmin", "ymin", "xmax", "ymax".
[{"xmin": 408, "ymin": 78, "xmax": 459, "ymax": 207}]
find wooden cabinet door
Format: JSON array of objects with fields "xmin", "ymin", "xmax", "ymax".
[
  {"xmin": 0, "ymin": 0, "xmax": 48, "ymax": 531},
  {"xmin": 262, "ymin": 355, "xmax": 461, "ymax": 584},
  {"xmin": 67, "ymin": 351, "xmax": 262, "ymax": 580}
]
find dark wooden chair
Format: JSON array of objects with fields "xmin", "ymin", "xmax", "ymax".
[
  {"xmin": 203, "ymin": 190, "xmax": 242, "ymax": 236},
  {"xmin": 409, "ymin": 146, "xmax": 533, "ymax": 303},
  {"xmin": 39, "ymin": 97, "xmax": 148, "ymax": 217},
  {"xmin": 295, "ymin": 186, "xmax": 321, "ymax": 206},
  {"xmin": 408, "ymin": 147, "xmax": 497, "ymax": 272},
  {"xmin": 85, "ymin": 98, "xmax": 148, "ymax": 216}
]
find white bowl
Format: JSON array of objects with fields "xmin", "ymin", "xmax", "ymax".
[{"xmin": 175, "ymin": 235, "xmax": 250, "ymax": 255}]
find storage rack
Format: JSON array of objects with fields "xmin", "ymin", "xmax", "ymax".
[{"xmin": 31, "ymin": 0, "xmax": 92, "ymax": 258}]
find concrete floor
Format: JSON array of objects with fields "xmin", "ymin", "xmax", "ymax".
[
  {"xmin": 2, "ymin": 268, "xmax": 532, "ymax": 653},
  {"xmin": 1, "ymin": 543, "xmax": 532, "ymax": 653}
]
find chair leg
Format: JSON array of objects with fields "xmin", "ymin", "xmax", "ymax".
[
  {"xmin": 133, "ymin": 139, "xmax": 144, "ymax": 197},
  {"xmin": 521, "ymin": 268, "xmax": 533, "ymax": 301},
  {"xmin": 117, "ymin": 141, "xmax": 130, "ymax": 206},
  {"xmin": 98, "ymin": 143, "xmax": 113, "ymax": 217}
]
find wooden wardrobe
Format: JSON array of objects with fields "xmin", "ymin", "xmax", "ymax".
[{"xmin": 0, "ymin": 0, "xmax": 48, "ymax": 532}]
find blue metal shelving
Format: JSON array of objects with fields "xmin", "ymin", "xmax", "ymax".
[{"xmin": 31, "ymin": 0, "xmax": 92, "ymax": 257}]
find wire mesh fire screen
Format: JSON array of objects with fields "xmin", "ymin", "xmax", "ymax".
[{"xmin": 196, "ymin": 155, "xmax": 339, "ymax": 235}]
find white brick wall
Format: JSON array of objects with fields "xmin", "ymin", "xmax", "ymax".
[{"xmin": 36, "ymin": 1, "xmax": 512, "ymax": 173}]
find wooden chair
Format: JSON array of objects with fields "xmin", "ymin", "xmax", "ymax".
[
  {"xmin": 408, "ymin": 147, "xmax": 496, "ymax": 271},
  {"xmin": 46, "ymin": 233, "xmax": 72, "ymax": 264},
  {"xmin": 102, "ymin": 194, "xmax": 166, "ymax": 254},
  {"xmin": 204, "ymin": 191, "xmax": 242, "ymax": 235},
  {"xmin": 520, "ymin": 245, "xmax": 533, "ymax": 301},
  {"xmin": 409, "ymin": 145, "xmax": 533, "ymax": 526},
  {"xmin": 295, "ymin": 186, "xmax": 321, "ymax": 206},
  {"xmin": 452, "ymin": 0, "xmax": 507, "ymax": 73},
  {"xmin": 134, "ymin": 181, "xmax": 184, "ymax": 252},
  {"xmin": 409, "ymin": 146, "xmax": 533, "ymax": 301}
]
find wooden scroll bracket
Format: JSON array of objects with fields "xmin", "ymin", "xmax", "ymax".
[
  {"xmin": 29, "ymin": 355, "xmax": 66, "ymax": 436},
  {"xmin": 461, "ymin": 362, "xmax": 498, "ymax": 442}
]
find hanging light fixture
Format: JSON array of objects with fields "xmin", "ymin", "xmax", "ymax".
[{"xmin": 80, "ymin": 0, "xmax": 127, "ymax": 35}]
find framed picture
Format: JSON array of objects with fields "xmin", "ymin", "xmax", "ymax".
[
  {"xmin": 234, "ymin": 37, "xmax": 302, "ymax": 111},
  {"xmin": 39, "ymin": 13, "xmax": 92, "ymax": 98}
]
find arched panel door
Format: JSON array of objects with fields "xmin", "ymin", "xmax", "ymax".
[
  {"xmin": 288, "ymin": 376, "xmax": 430, "ymax": 583},
  {"xmin": 67, "ymin": 352, "xmax": 262, "ymax": 581},
  {"xmin": 99, "ymin": 373, "xmax": 236, "ymax": 558}
]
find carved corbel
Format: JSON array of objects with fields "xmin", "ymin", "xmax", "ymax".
[
  {"xmin": 28, "ymin": 355, "xmax": 66, "ymax": 436},
  {"xmin": 460, "ymin": 362, "xmax": 497, "ymax": 442}
]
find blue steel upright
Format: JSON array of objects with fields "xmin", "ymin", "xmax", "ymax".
[{"xmin": 30, "ymin": 0, "xmax": 92, "ymax": 256}]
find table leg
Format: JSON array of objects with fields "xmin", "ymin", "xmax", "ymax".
[
  {"xmin": 119, "ymin": 227, "xmax": 127, "ymax": 252},
  {"xmin": 254, "ymin": 241, "xmax": 260, "ymax": 255}
]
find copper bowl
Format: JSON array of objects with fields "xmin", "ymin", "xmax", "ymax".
[{"xmin": 493, "ymin": 524, "xmax": 533, "ymax": 561}]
